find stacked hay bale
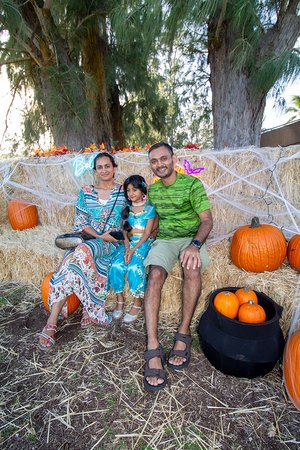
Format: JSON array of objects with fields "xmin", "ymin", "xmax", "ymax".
[{"xmin": 0, "ymin": 146, "xmax": 299, "ymax": 333}]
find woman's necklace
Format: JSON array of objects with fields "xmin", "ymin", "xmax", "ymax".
[
  {"xmin": 94, "ymin": 184, "xmax": 115, "ymax": 191},
  {"xmin": 132, "ymin": 199, "xmax": 147, "ymax": 207}
]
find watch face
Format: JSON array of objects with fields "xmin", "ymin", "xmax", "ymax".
[{"xmin": 192, "ymin": 239, "xmax": 202, "ymax": 249}]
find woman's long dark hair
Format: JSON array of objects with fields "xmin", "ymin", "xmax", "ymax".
[
  {"xmin": 93, "ymin": 152, "xmax": 117, "ymax": 169},
  {"xmin": 121, "ymin": 175, "xmax": 148, "ymax": 232}
]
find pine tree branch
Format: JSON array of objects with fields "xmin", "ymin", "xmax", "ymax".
[
  {"xmin": 0, "ymin": 47, "xmax": 29, "ymax": 53},
  {"xmin": 257, "ymin": 3, "xmax": 300, "ymax": 60},
  {"xmin": 75, "ymin": 9, "xmax": 110, "ymax": 33},
  {"xmin": 0, "ymin": 57, "xmax": 31, "ymax": 65}
]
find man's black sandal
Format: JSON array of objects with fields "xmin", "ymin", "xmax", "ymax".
[
  {"xmin": 143, "ymin": 345, "xmax": 167, "ymax": 393},
  {"xmin": 167, "ymin": 332, "xmax": 192, "ymax": 370}
]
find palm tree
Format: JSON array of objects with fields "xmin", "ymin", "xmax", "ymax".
[{"xmin": 286, "ymin": 95, "xmax": 300, "ymax": 122}]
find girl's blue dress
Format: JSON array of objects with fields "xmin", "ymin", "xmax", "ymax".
[{"xmin": 109, "ymin": 202, "xmax": 156, "ymax": 298}]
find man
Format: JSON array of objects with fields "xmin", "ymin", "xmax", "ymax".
[{"xmin": 143, "ymin": 142, "xmax": 213, "ymax": 392}]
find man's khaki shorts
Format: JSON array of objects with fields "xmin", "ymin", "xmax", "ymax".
[{"xmin": 144, "ymin": 237, "xmax": 210, "ymax": 274}]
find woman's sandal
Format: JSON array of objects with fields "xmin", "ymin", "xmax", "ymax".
[
  {"xmin": 81, "ymin": 308, "xmax": 112, "ymax": 329},
  {"xmin": 38, "ymin": 324, "xmax": 57, "ymax": 351},
  {"xmin": 81, "ymin": 308, "xmax": 93, "ymax": 329},
  {"xmin": 144, "ymin": 345, "xmax": 167, "ymax": 393},
  {"xmin": 167, "ymin": 332, "xmax": 193, "ymax": 370}
]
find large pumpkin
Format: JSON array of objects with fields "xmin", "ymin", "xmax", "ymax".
[
  {"xmin": 7, "ymin": 199, "xmax": 38, "ymax": 230},
  {"xmin": 238, "ymin": 301, "xmax": 266, "ymax": 324},
  {"xmin": 213, "ymin": 291, "xmax": 239, "ymax": 319},
  {"xmin": 41, "ymin": 272, "xmax": 80, "ymax": 317},
  {"xmin": 284, "ymin": 331, "xmax": 300, "ymax": 410},
  {"xmin": 235, "ymin": 287, "xmax": 258, "ymax": 306},
  {"xmin": 287, "ymin": 235, "xmax": 300, "ymax": 271},
  {"xmin": 230, "ymin": 217, "xmax": 286, "ymax": 272}
]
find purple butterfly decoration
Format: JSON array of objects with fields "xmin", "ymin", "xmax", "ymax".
[{"xmin": 183, "ymin": 159, "xmax": 205, "ymax": 175}]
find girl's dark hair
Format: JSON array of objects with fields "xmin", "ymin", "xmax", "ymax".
[
  {"xmin": 93, "ymin": 152, "xmax": 117, "ymax": 170},
  {"xmin": 122, "ymin": 175, "xmax": 148, "ymax": 232}
]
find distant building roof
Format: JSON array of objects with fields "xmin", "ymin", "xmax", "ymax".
[{"xmin": 260, "ymin": 119, "xmax": 300, "ymax": 147}]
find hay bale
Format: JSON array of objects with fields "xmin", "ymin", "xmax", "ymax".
[
  {"xmin": 1, "ymin": 146, "xmax": 299, "ymax": 333},
  {"xmin": 0, "ymin": 224, "xmax": 67, "ymax": 285}
]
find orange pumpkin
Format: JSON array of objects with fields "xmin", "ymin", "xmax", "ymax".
[
  {"xmin": 7, "ymin": 199, "xmax": 38, "ymax": 230},
  {"xmin": 41, "ymin": 272, "xmax": 80, "ymax": 316},
  {"xmin": 235, "ymin": 287, "xmax": 258, "ymax": 306},
  {"xmin": 238, "ymin": 300, "xmax": 266, "ymax": 324},
  {"xmin": 214, "ymin": 291, "xmax": 239, "ymax": 319},
  {"xmin": 230, "ymin": 217, "xmax": 286, "ymax": 272},
  {"xmin": 284, "ymin": 331, "xmax": 300, "ymax": 410},
  {"xmin": 287, "ymin": 235, "xmax": 300, "ymax": 271}
]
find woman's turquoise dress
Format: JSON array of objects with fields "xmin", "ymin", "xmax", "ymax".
[
  {"xmin": 109, "ymin": 203, "xmax": 156, "ymax": 298},
  {"xmin": 49, "ymin": 184, "xmax": 126, "ymax": 325}
]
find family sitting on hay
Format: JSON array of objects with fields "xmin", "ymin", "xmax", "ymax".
[{"xmin": 38, "ymin": 142, "xmax": 213, "ymax": 393}]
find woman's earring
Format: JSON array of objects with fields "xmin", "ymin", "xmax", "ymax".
[{"xmin": 142, "ymin": 194, "xmax": 147, "ymax": 200}]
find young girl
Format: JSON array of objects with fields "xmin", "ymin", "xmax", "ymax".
[{"xmin": 109, "ymin": 175, "xmax": 157, "ymax": 323}]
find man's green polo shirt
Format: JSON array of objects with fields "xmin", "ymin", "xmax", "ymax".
[{"xmin": 148, "ymin": 173, "xmax": 211, "ymax": 239}]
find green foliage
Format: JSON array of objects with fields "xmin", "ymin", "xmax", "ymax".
[{"xmin": 0, "ymin": 0, "xmax": 299, "ymax": 149}]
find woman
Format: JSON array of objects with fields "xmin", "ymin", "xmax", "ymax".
[{"xmin": 38, "ymin": 152, "xmax": 126, "ymax": 350}]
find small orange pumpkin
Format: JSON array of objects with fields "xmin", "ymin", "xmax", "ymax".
[
  {"xmin": 235, "ymin": 287, "xmax": 258, "ymax": 306},
  {"xmin": 7, "ymin": 199, "xmax": 38, "ymax": 230},
  {"xmin": 284, "ymin": 331, "xmax": 300, "ymax": 410},
  {"xmin": 41, "ymin": 272, "xmax": 80, "ymax": 316},
  {"xmin": 230, "ymin": 217, "xmax": 286, "ymax": 272},
  {"xmin": 214, "ymin": 291, "xmax": 239, "ymax": 319},
  {"xmin": 287, "ymin": 235, "xmax": 300, "ymax": 272},
  {"xmin": 238, "ymin": 300, "xmax": 266, "ymax": 324}
]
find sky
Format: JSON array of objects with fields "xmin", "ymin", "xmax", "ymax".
[
  {"xmin": 0, "ymin": 67, "xmax": 299, "ymax": 154},
  {"xmin": 263, "ymin": 81, "xmax": 300, "ymax": 130}
]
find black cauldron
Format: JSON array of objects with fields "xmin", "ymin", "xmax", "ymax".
[{"xmin": 197, "ymin": 287, "xmax": 285, "ymax": 378}]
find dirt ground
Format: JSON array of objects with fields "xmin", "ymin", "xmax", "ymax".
[{"xmin": 0, "ymin": 283, "xmax": 300, "ymax": 450}]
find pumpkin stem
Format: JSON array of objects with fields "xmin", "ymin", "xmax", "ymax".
[{"xmin": 250, "ymin": 217, "xmax": 260, "ymax": 229}]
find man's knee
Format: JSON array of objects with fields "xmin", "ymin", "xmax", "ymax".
[
  {"xmin": 147, "ymin": 265, "xmax": 168, "ymax": 286},
  {"xmin": 182, "ymin": 266, "xmax": 202, "ymax": 283}
]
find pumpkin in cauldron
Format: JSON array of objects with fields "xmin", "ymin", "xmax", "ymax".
[
  {"xmin": 213, "ymin": 291, "xmax": 239, "ymax": 319},
  {"xmin": 235, "ymin": 287, "xmax": 258, "ymax": 306}
]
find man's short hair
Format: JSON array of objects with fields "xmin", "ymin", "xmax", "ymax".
[{"xmin": 148, "ymin": 142, "xmax": 174, "ymax": 156}]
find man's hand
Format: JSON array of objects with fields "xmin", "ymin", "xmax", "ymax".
[{"xmin": 180, "ymin": 244, "xmax": 201, "ymax": 270}]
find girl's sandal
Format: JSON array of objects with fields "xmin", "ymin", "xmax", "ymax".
[
  {"xmin": 123, "ymin": 304, "xmax": 142, "ymax": 323},
  {"xmin": 143, "ymin": 345, "xmax": 167, "ymax": 393},
  {"xmin": 112, "ymin": 301, "xmax": 125, "ymax": 320},
  {"xmin": 38, "ymin": 324, "xmax": 57, "ymax": 351}
]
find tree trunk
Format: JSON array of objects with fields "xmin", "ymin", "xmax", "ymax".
[
  {"xmin": 110, "ymin": 83, "xmax": 126, "ymax": 148},
  {"xmin": 16, "ymin": 2, "xmax": 114, "ymax": 150},
  {"xmin": 82, "ymin": 24, "xmax": 112, "ymax": 146},
  {"xmin": 209, "ymin": 22, "xmax": 266, "ymax": 149},
  {"xmin": 208, "ymin": 1, "xmax": 300, "ymax": 150}
]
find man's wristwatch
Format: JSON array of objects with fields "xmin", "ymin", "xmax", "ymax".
[{"xmin": 191, "ymin": 239, "xmax": 202, "ymax": 249}]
